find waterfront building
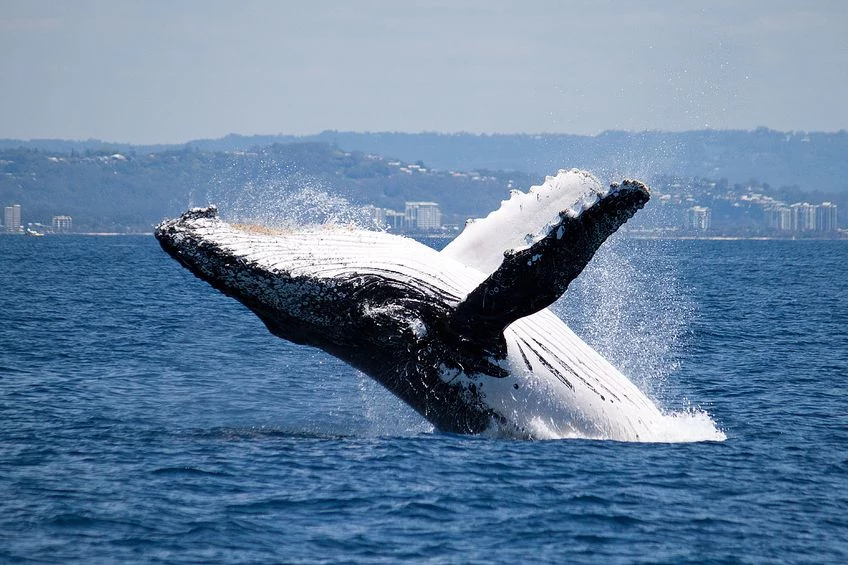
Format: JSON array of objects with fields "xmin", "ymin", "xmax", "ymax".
[
  {"xmin": 686, "ymin": 206, "xmax": 711, "ymax": 231},
  {"xmin": 765, "ymin": 206, "xmax": 793, "ymax": 231},
  {"xmin": 363, "ymin": 206, "xmax": 385, "ymax": 228},
  {"xmin": 3, "ymin": 204, "xmax": 22, "ymax": 233},
  {"xmin": 384, "ymin": 210, "xmax": 406, "ymax": 231},
  {"xmin": 404, "ymin": 202, "xmax": 442, "ymax": 231},
  {"xmin": 52, "ymin": 215, "xmax": 73, "ymax": 233},
  {"xmin": 791, "ymin": 203, "xmax": 818, "ymax": 232},
  {"xmin": 817, "ymin": 203, "xmax": 838, "ymax": 232}
]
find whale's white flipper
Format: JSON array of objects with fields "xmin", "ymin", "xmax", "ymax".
[
  {"xmin": 448, "ymin": 169, "xmax": 650, "ymax": 347},
  {"xmin": 443, "ymin": 169, "xmax": 611, "ymax": 274}
]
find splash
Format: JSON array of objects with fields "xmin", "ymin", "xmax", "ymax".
[
  {"xmin": 650, "ymin": 409, "xmax": 727, "ymax": 443},
  {"xmin": 554, "ymin": 233, "xmax": 726, "ymax": 442},
  {"xmin": 516, "ymin": 409, "xmax": 725, "ymax": 443},
  {"xmin": 227, "ymin": 180, "xmax": 381, "ymax": 229},
  {"xmin": 355, "ymin": 373, "xmax": 434, "ymax": 437},
  {"xmin": 557, "ymin": 235, "xmax": 694, "ymax": 401},
  {"xmin": 200, "ymin": 167, "xmax": 382, "ymax": 230}
]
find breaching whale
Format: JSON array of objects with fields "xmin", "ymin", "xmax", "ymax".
[{"xmin": 155, "ymin": 169, "xmax": 668, "ymax": 440}]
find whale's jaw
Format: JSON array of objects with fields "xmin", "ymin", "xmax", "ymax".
[{"xmin": 155, "ymin": 170, "xmax": 663, "ymax": 439}]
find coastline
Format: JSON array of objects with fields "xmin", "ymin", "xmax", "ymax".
[{"xmin": 3, "ymin": 231, "xmax": 846, "ymax": 242}]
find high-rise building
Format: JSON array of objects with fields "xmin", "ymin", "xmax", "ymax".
[
  {"xmin": 52, "ymin": 215, "xmax": 73, "ymax": 233},
  {"xmin": 384, "ymin": 210, "xmax": 406, "ymax": 231},
  {"xmin": 4, "ymin": 205, "xmax": 21, "ymax": 233},
  {"xmin": 765, "ymin": 206, "xmax": 792, "ymax": 231},
  {"xmin": 817, "ymin": 202, "xmax": 838, "ymax": 232},
  {"xmin": 404, "ymin": 202, "xmax": 442, "ymax": 231},
  {"xmin": 791, "ymin": 203, "xmax": 818, "ymax": 231},
  {"xmin": 686, "ymin": 206, "xmax": 711, "ymax": 231}
]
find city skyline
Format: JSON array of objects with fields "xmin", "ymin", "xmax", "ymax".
[{"xmin": 2, "ymin": 203, "xmax": 73, "ymax": 234}]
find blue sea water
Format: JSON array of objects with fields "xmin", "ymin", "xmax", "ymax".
[{"xmin": 1, "ymin": 234, "xmax": 846, "ymax": 563}]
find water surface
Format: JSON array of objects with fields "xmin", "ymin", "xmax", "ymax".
[{"xmin": 1, "ymin": 235, "xmax": 846, "ymax": 563}]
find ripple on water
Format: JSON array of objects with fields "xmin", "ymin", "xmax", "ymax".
[{"xmin": 1, "ymin": 237, "xmax": 847, "ymax": 564}]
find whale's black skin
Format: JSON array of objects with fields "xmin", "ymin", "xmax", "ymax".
[
  {"xmin": 451, "ymin": 180, "xmax": 650, "ymax": 351},
  {"xmin": 155, "ymin": 179, "xmax": 650, "ymax": 435},
  {"xmin": 156, "ymin": 208, "xmax": 503, "ymax": 433}
]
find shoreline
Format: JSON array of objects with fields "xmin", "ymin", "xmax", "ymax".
[{"xmin": 2, "ymin": 231, "xmax": 846, "ymax": 241}]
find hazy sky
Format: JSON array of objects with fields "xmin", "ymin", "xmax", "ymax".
[{"xmin": 2, "ymin": 0, "xmax": 847, "ymax": 144}]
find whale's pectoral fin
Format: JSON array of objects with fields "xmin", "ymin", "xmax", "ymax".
[{"xmin": 451, "ymin": 180, "xmax": 649, "ymax": 349}]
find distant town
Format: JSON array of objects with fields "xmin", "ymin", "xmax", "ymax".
[
  {"xmin": 628, "ymin": 176, "xmax": 843, "ymax": 238},
  {"xmin": 1, "ymin": 133, "xmax": 845, "ymax": 239},
  {"xmin": 3, "ymin": 204, "xmax": 72, "ymax": 236},
  {"xmin": 679, "ymin": 201, "xmax": 838, "ymax": 235},
  {"xmin": 2, "ymin": 166, "xmax": 844, "ymax": 239},
  {"xmin": 4, "ymin": 187, "xmax": 842, "ymax": 239}
]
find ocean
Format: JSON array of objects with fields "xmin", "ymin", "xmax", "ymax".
[{"xmin": 1, "ymin": 234, "xmax": 846, "ymax": 563}]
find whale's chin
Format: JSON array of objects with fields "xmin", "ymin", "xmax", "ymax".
[{"xmin": 155, "ymin": 169, "xmax": 672, "ymax": 440}]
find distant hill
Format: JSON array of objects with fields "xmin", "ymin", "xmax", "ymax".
[
  {"xmin": 2, "ymin": 130, "xmax": 845, "ymax": 234},
  {"xmin": 0, "ymin": 143, "xmax": 533, "ymax": 232},
  {"xmin": 5, "ymin": 128, "xmax": 843, "ymax": 194},
  {"xmin": 289, "ymin": 129, "xmax": 848, "ymax": 195}
]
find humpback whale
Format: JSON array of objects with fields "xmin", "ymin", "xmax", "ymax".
[{"xmin": 155, "ymin": 169, "xmax": 669, "ymax": 440}]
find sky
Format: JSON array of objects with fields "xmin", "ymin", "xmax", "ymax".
[{"xmin": 1, "ymin": 0, "xmax": 847, "ymax": 144}]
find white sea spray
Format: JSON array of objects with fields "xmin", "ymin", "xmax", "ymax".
[
  {"xmin": 550, "ymin": 234, "xmax": 726, "ymax": 442},
  {"xmin": 200, "ymin": 162, "xmax": 382, "ymax": 230}
]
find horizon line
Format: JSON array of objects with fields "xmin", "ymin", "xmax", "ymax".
[{"xmin": 2, "ymin": 126, "xmax": 847, "ymax": 148}]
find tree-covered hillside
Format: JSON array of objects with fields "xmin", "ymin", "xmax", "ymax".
[
  {"xmin": 0, "ymin": 143, "xmax": 533, "ymax": 232},
  {"xmin": 6, "ymin": 129, "xmax": 843, "ymax": 195},
  {"xmin": 2, "ymin": 134, "xmax": 844, "ymax": 235}
]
